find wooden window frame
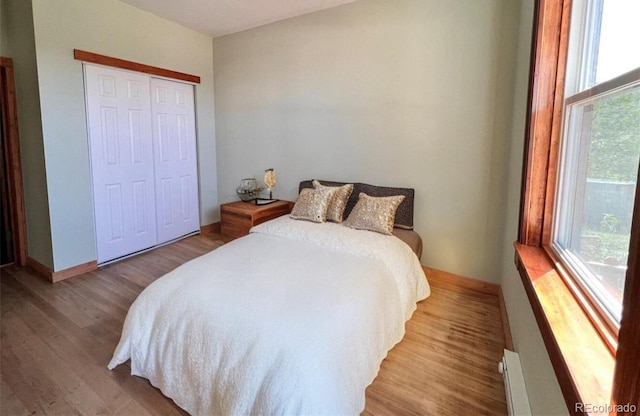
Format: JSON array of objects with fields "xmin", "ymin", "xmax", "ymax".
[{"xmin": 517, "ymin": 0, "xmax": 640, "ymax": 415}]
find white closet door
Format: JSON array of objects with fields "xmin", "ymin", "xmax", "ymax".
[
  {"xmin": 150, "ymin": 78, "xmax": 200, "ymax": 243},
  {"xmin": 85, "ymin": 65, "xmax": 158, "ymax": 263}
]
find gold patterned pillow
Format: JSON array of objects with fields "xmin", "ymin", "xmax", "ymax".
[
  {"xmin": 343, "ymin": 193, "xmax": 405, "ymax": 235},
  {"xmin": 290, "ymin": 187, "xmax": 337, "ymax": 223},
  {"xmin": 312, "ymin": 180, "xmax": 354, "ymax": 223}
]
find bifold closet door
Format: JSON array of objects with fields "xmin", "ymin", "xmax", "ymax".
[
  {"xmin": 85, "ymin": 65, "xmax": 158, "ymax": 263},
  {"xmin": 150, "ymin": 78, "xmax": 200, "ymax": 244}
]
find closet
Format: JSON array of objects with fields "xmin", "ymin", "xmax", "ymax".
[{"xmin": 84, "ymin": 64, "xmax": 199, "ymax": 264}]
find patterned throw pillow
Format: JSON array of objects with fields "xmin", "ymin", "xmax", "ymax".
[
  {"xmin": 343, "ymin": 193, "xmax": 405, "ymax": 235},
  {"xmin": 312, "ymin": 180, "xmax": 354, "ymax": 223},
  {"xmin": 290, "ymin": 187, "xmax": 337, "ymax": 223}
]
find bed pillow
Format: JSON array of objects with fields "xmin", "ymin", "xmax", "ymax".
[
  {"xmin": 290, "ymin": 187, "xmax": 337, "ymax": 223},
  {"xmin": 343, "ymin": 193, "xmax": 406, "ymax": 235},
  {"xmin": 312, "ymin": 180, "xmax": 354, "ymax": 223}
]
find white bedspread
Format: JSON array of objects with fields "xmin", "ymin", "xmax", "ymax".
[{"xmin": 108, "ymin": 216, "xmax": 429, "ymax": 415}]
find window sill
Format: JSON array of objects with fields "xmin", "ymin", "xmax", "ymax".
[{"xmin": 513, "ymin": 243, "xmax": 614, "ymax": 415}]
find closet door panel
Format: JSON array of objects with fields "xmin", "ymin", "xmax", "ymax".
[
  {"xmin": 151, "ymin": 78, "xmax": 200, "ymax": 244},
  {"xmin": 85, "ymin": 65, "xmax": 157, "ymax": 263}
]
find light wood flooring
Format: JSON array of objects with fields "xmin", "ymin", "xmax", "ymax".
[{"xmin": 0, "ymin": 233, "xmax": 507, "ymax": 415}]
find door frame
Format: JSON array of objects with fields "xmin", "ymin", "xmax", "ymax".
[
  {"xmin": 0, "ymin": 57, "xmax": 28, "ymax": 266},
  {"xmin": 75, "ymin": 50, "xmax": 202, "ymax": 265}
]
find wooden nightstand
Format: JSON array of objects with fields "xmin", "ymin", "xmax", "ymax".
[{"xmin": 220, "ymin": 200, "xmax": 293, "ymax": 240}]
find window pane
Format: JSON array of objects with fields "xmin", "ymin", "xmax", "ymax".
[
  {"xmin": 583, "ymin": 0, "xmax": 640, "ymax": 89},
  {"xmin": 555, "ymin": 83, "xmax": 640, "ymax": 324}
]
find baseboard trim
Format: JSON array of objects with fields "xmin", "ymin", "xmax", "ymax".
[
  {"xmin": 498, "ymin": 288, "xmax": 515, "ymax": 350},
  {"xmin": 200, "ymin": 222, "xmax": 221, "ymax": 235},
  {"xmin": 26, "ymin": 256, "xmax": 52, "ymax": 280},
  {"xmin": 423, "ymin": 266, "xmax": 514, "ymax": 351},
  {"xmin": 51, "ymin": 261, "xmax": 98, "ymax": 283},
  {"xmin": 26, "ymin": 256, "xmax": 98, "ymax": 283},
  {"xmin": 422, "ymin": 266, "xmax": 500, "ymax": 295}
]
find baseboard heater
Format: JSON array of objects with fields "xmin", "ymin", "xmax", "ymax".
[{"xmin": 499, "ymin": 349, "xmax": 532, "ymax": 416}]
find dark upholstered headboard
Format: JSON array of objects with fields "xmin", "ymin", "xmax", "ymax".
[{"xmin": 298, "ymin": 180, "xmax": 415, "ymax": 229}]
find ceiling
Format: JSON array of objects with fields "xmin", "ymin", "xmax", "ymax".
[{"xmin": 119, "ymin": 0, "xmax": 360, "ymax": 38}]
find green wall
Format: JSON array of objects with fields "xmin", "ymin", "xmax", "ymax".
[
  {"xmin": 29, "ymin": 0, "xmax": 218, "ymax": 271},
  {"xmin": 2, "ymin": 0, "xmax": 54, "ymax": 268},
  {"xmin": 213, "ymin": 0, "xmax": 513, "ymax": 282}
]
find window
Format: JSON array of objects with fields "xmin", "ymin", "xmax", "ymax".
[
  {"xmin": 552, "ymin": 0, "xmax": 640, "ymax": 330},
  {"xmin": 517, "ymin": 0, "xmax": 640, "ymax": 412}
]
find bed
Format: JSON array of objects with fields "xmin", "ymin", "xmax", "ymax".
[{"xmin": 108, "ymin": 181, "xmax": 430, "ymax": 415}]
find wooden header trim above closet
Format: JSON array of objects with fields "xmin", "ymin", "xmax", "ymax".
[{"xmin": 73, "ymin": 49, "xmax": 201, "ymax": 84}]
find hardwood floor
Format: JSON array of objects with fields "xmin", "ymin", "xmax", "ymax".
[
  {"xmin": 363, "ymin": 271, "xmax": 508, "ymax": 415},
  {"xmin": 0, "ymin": 233, "xmax": 507, "ymax": 415}
]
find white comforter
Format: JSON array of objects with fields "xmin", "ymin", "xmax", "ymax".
[{"xmin": 108, "ymin": 216, "xmax": 430, "ymax": 415}]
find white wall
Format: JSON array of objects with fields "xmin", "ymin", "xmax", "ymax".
[
  {"xmin": 499, "ymin": 1, "xmax": 569, "ymax": 414},
  {"xmin": 30, "ymin": 0, "xmax": 218, "ymax": 271},
  {"xmin": 213, "ymin": 0, "xmax": 515, "ymax": 282},
  {"xmin": 2, "ymin": 0, "xmax": 54, "ymax": 268}
]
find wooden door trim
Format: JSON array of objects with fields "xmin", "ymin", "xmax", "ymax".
[
  {"xmin": 73, "ymin": 49, "xmax": 201, "ymax": 84},
  {"xmin": 0, "ymin": 57, "xmax": 28, "ymax": 266}
]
